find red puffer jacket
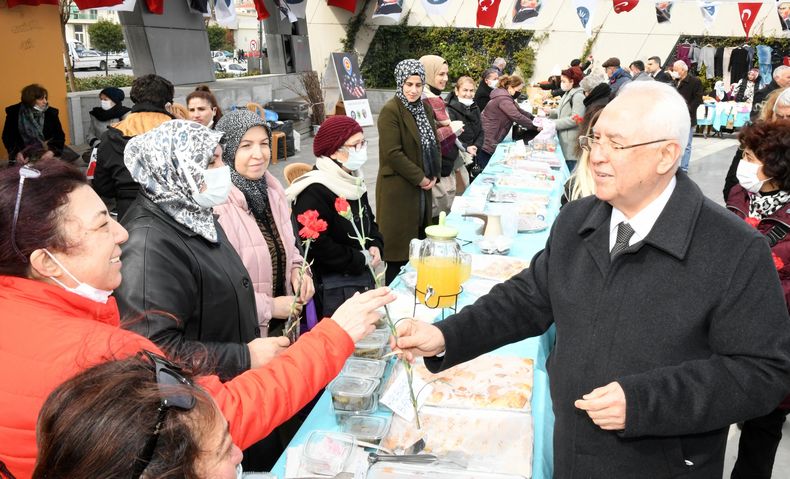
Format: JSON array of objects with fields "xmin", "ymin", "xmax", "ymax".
[{"xmin": 0, "ymin": 276, "xmax": 353, "ymax": 479}]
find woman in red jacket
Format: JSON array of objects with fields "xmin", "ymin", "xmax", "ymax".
[
  {"xmin": 726, "ymin": 120, "xmax": 790, "ymax": 479},
  {"xmin": 0, "ymin": 159, "xmax": 394, "ymax": 479}
]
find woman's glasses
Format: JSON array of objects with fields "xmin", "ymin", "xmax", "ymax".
[
  {"xmin": 343, "ymin": 140, "xmax": 368, "ymax": 152},
  {"xmin": 11, "ymin": 165, "xmax": 41, "ymax": 262},
  {"xmin": 131, "ymin": 351, "xmax": 197, "ymax": 478}
]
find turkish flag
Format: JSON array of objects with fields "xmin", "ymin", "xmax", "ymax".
[
  {"xmin": 613, "ymin": 0, "xmax": 638, "ymax": 13},
  {"xmin": 74, "ymin": 0, "xmax": 124, "ymax": 7},
  {"xmin": 327, "ymin": 0, "xmax": 358, "ymax": 13},
  {"xmin": 477, "ymin": 0, "xmax": 501, "ymax": 27},
  {"xmin": 145, "ymin": 0, "xmax": 163, "ymax": 13},
  {"xmin": 738, "ymin": 2, "xmax": 762, "ymax": 37},
  {"xmin": 253, "ymin": 0, "xmax": 270, "ymax": 19},
  {"xmin": 6, "ymin": 0, "xmax": 58, "ymax": 6}
]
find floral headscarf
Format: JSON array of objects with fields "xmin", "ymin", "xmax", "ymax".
[
  {"xmin": 394, "ymin": 59, "xmax": 439, "ymax": 179},
  {"xmin": 124, "ymin": 120, "xmax": 224, "ymax": 242}
]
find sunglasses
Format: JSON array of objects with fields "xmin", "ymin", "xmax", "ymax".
[
  {"xmin": 11, "ymin": 165, "xmax": 41, "ymax": 262},
  {"xmin": 131, "ymin": 350, "xmax": 197, "ymax": 478}
]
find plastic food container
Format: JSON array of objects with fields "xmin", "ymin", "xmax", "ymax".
[
  {"xmin": 341, "ymin": 357, "xmax": 386, "ymax": 381},
  {"xmin": 367, "ymin": 462, "xmax": 527, "ymax": 479},
  {"xmin": 329, "ymin": 376, "xmax": 379, "ymax": 414},
  {"xmin": 302, "ymin": 430, "xmax": 356, "ymax": 475},
  {"xmin": 353, "ymin": 329, "xmax": 390, "ymax": 360},
  {"xmin": 341, "ymin": 414, "xmax": 391, "ymax": 445}
]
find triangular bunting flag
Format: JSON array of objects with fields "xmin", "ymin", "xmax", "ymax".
[
  {"xmin": 287, "ymin": 0, "xmax": 308, "ymax": 18},
  {"xmin": 477, "ymin": 0, "xmax": 502, "ymax": 27},
  {"xmin": 613, "ymin": 0, "xmax": 638, "ymax": 14},
  {"xmin": 738, "ymin": 2, "xmax": 762, "ymax": 37},
  {"xmin": 145, "ymin": 0, "xmax": 164, "ymax": 14},
  {"xmin": 373, "ymin": 0, "xmax": 403, "ymax": 22},
  {"xmin": 423, "ymin": 0, "xmax": 451, "ymax": 17},
  {"xmin": 215, "ymin": 0, "xmax": 238, "ymax": 27},
  {"xmin": 327, "ymin": 0, "xmax": 358, "ymax": 13},
  {"xmin": 776, "ymin": 0, "xmax": 790, "ymax": 32},
  {"xmin": 512, "ymin": 0, "xmax": 544, "ymax": 26},
  {"xmin": 253, "ymin": 0, "xmax": 270, "ymax": 19},
  {"xmin": 656, "ymin": 1, "xmax": 673, "ymax": 23},
  {"xmin": 572, "ymin": 0, "xmax": 595, "ymax": 36},
  {"xmin": 74, "ymin": 0, "xmax": 124, "ymax": 8},
  {"xmin": 699, "ymin": 0, "xmax": 718, "ymax": 29}
]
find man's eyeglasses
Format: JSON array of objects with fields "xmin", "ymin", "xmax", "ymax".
[
  {"xmin": 342, "ymin": 140, "xmax": 368, "ymax": 152},
  {"xmin": 579, "ymin": 135, "xmax": 670, "ymax": 153},
  {"xmin": 11, "ymin": 165, "xmax": 41, "ymax": 262},
  {"xmin": 131, "ymin": 351, "xmax": 197, "ymax": 479}
]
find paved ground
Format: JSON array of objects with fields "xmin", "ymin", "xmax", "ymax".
[{"xmin": 271, "ymin": 126, "xmax": 790, "ymax": 478}]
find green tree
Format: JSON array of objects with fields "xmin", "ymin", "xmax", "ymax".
[
  {"xmin": 88, "ymin": 19, "xmax": 125, "ymax": 76},
  {"xmin": 207, "ymin": 24, "xmax": 233, "ymax": 52}
]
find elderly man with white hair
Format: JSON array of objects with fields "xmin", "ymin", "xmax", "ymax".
[
  {"xmin": 672, "ymin": 60, "xmax": 703, "ymax": 172},
  {"xmin": 392, "ymin": 81, "xmax": 790, "ymax": 479},
  {"xmin": 752, "ymin": 65, "xmax": 790, "ymax": 119},
  {"xmin": 491, "ymin": 57, "xmax": 507, "ymax": 75}
]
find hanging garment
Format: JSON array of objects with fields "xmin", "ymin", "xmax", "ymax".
[
  {"xmin": 757, "ymin": 45, "xmax": 773, "ymax": 88},
  {"xmin": 676, "ymin": 43, "xmax": 693, "ymax": 67},
  {"xmin": 714, "ymin": 47, "xmax": 724, "ymax": 77},
  {"xmin": 723, "ymin": 47, "xmax": 735, "ymax": 86},
  {"xmin": 700, "ymin": 45, "xmax": 716, "ymax": 79},
  {"xmin": 729, "ymin": 47, "xmax": 750, "ymax": 83}
]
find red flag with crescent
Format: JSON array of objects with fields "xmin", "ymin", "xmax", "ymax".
[
  {"xmin": 613, "ymin": 0, "xmax": 638, "ymax": 13},
  {"xmin": 477, "ymin": 0, "xmax": 502, "ymax": 27},
  {"xmin": 738, "ymin": 2, "xmax": 762, "ymax": 37}
]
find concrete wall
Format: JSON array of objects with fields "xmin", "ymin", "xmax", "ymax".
[
  {"xmin": 66, "ymin": 73, "xmax": 310, "ymax": 147},
  {"xmin": 0, "ymin": 5, "xmax": 70, "ymax": 159},
  {"xmin": 306, "ymin": 0, "xmax": 789, "ymax": 83}
]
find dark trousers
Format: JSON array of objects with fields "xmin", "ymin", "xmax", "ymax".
[{"xmin": 731, "ymin": 408, "xmax": 789, "ymax": 479}]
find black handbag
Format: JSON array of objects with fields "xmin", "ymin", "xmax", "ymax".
[{"xmin": 317, "ymin": 271, "xmax": 375, "ymax": 318}]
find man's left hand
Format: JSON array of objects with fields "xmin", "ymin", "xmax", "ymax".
[{"xmin": 574, "ymin": 381, "xmax": 626, "ymax": 431}]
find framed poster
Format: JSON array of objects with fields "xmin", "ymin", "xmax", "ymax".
[{"xmin": 327, "ymin": 52, "xmax": 374, "ymax": 126}]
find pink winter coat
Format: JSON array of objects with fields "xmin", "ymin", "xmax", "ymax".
[{"xmin": 215, "ymin": 173, "xmax": 304, "ymax": 335}]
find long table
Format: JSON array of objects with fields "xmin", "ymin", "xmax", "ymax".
[{"xmin": 270, "ymin": 142, "xmax": 569, "ymax": 478}]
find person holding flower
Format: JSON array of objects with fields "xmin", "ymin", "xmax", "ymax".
[
  {"xmin": 213, "ymin": 110, "xmax": 314, "ymax": 339},
  {"xmin": 286, "ymin": 115, "xmax": 384, "ymax": 318},
  {"xmin": 726, "ymin": 120, "xmax": 790, "ymax": 478}
]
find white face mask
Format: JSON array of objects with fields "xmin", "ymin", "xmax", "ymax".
[
  {"xmin": 670, "ymin": 71, "xmax": 680, "ymax": 80},
  {"xmin": 458, "ymin": 97, "xmax": 474, "ymax": 106},
  {"xmin": 343, "ymin": 146, "xmax": 368, "ymax": 171},
  {"xmin": 487, "ymin": 80, "xmax": 499, "ymax": 89},
  {"xmin": 560, "ymin": 82, "xmax": 572, "ymax": 92},
  {"xmin": 736, "ymin": 160, "xmax": 772, "ymax": 194},
  {"xmin": 100, "ymin": 99, "xmax": 114, "ymax": 110},
  {"xmin": 44, "ymin": 249, "xmax": 113, "ymax": 304},
  {"xmin": 236, "ymin": 464, "xmax": 244, "ymax": 478},
  {"xmin": 193, "ymin": 165, "xmax": 232, "ymax": 209},
  {"xmin": 33, "ymin": 104, "xmax": 48, "ymax": 112}
]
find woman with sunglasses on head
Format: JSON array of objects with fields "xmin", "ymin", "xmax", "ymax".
[
  {"xmin": 0, "ymin": 158, "xmax": 394, "ymax": 478},
  {"xmin": 286, "ymin": 115, "xmax": 384, "ymax": 318},
  {"xmin": 213, "ymin": 111, "xmax": 314, "ymax": 339}
]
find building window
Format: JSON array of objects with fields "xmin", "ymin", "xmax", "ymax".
[{"xmin": 73, "ymin": 25, "xmax": 85, "ymax": 45}]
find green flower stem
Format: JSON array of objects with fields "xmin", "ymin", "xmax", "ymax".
[{"xmin": 283, "ymin": 239, "xmax": 311, "ymax": 343}]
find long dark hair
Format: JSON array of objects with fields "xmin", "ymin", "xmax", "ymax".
[{"xmin": 33, "ymin": 355, "xmax": 217, "ymax": 479}]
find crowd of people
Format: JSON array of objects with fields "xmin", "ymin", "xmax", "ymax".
[{"xmin": 2, "ymin": 48, "xmax": 790, "ymax": 479}]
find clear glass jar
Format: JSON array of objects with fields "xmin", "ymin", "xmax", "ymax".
[{"xmin": 415, "ymin": 213, "xmax": 462, "ymax": 308}]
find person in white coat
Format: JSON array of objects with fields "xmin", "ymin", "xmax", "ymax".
[{"xmin": 550, "ymin": 67, "xmax": 586, "ymax": 171}]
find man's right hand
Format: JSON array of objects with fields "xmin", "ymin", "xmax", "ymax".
[
  {"xmin": 391, "ymin": 319, "xmax": 446, "ymax": 361},
  {"xmin": 248, "ymin": 336, "xmax": 291, "ymax": 368}
]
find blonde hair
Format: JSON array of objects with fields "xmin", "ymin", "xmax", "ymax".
[
  {"xmin": 498, "ymin": 74, "xmax": 524, "ymax": 90},
  {"xmin": 568, "ymin": 110, "xmax": 601, "ymax": 202},
  {"xmin": 455, "ymin": 76, "xmax": 476, "ymax": 91},
  {"xmin": 761, "ymin": 87, "xmax": 789, "ymax": 122}
]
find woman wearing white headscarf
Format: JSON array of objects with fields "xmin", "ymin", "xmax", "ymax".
[
  {"xmin": 376, "ymin": 59, "xmax": 441, "ymax": 284},
  {"xmin": 116, "ymin": 120, "xmax": 283, "ymax": 382}
]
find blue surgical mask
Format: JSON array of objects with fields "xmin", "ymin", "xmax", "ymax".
[
  {"xmin": 44, "ymin": 249, "xmax": 114, "ymax": 304},
  {"xmin": 343, "ymin": 146, "xmax": 368, "ymax": 171},
  {"xmin": 192, "ymin": 165, "xmax": 232, "ymax": 209}
]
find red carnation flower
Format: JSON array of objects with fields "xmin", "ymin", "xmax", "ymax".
[
  {"xmin": 744, "ymin": 217, "xmax": 760, "ymax": 228},
  {"xmin": 297, "ymin": 210, "xmax": 327, "ymax": 240},
  {"xmin": 335, "ymin": 197, "xmax": 352, "ymax": 219},
  {"xmin": 773, "ymin": 253, "xmax": 784, "ymax": 270},
  {"xmin": 571, "ymin": 114, "xmax": 584, "ymax": 125}
]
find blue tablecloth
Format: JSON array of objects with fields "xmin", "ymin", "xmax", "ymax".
[{"xmin": 270, "ymin": 142, "xmax": 569, "ymax": 478}]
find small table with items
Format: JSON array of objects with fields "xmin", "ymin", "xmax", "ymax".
[
  {"xmin": 269, "ymin": 139, "xmax": 571, "ymax": 479},
  {"xmin": 696, "ymin": 101, "xmax": 751, "ymax": 137}
]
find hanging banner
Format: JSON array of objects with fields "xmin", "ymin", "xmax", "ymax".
[
  {"xmin": 101, "ymin": 0, "xmax": 136, "ymax": 11},
  {"xmin": 512, "ymin": 0, "xmax": 543, "ymax": 26},
  {"xmin": 328, "ymin": 0, "xmax": 358, "ymax": 13},
  {"xmin": 572, "ymin": 0, "xmax": 595, "ymax": 37},
  {"xmin": 325, "ymin": 52, "xmax": 373, "ymax": 127},
  {"xmin": 477, "ymin": 0, "xmax": 502, "ymax": 27},
  {"xmin": 187, "ymin": 0, "xmax": 209, "ymax": 15},
  {"xmin": 699, "ymin": 0, "xmax": 718, "ymax": 29},
  {"xmin": 214, "ymin": 0, "xmax": 238, "ymax": 27},
  {"xmin": 74, "ymin": 0, "xmax": 124, "ymax": 8},
  {"xmin": 7, "ymin": 0, "xmax": 59, "ymax": 6},
  {"xmin": 287, "ymin": 0, "xmax": 308, "ymax": 18},
  {"xmin": 252, "ymin": 0, "xmax": 270, "ymax": 19},
  {"xmin": 738, "ymin": 2, "xmax": 762, "ymax": 37},
  {"xmin": 373, "ymin": 0, "xmax": 403, "ymax": 21},
  {"xmin": 778, "ymin": 1, "xmax": 790, "ymax": 31},
  {"xmin": 422, "ymin": 0, "xmax": 451, "ymax": 16},
  {"xmin": 274, "ymin": 0, "xmax": 297, "ymax": 22},
  {"xmin": 613, "ymin": 0, "xmax": 638, "ymax": 14},
  {"xmin": 655, "ymin": 1, "xmax": 673, "ymax": 23}
]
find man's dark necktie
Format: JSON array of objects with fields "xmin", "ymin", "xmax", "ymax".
[{"xmin": 610, "ymin": 222, "xmax": 635, "ymax": 259}]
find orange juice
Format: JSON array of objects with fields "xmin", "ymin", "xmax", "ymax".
[
  {"xmin": 416, "ymin": 257, "xmax": 461, "ymax": 308},
  {"xmin": 459, "ymin": 261, "xmax": 472, "ymax": 284}
]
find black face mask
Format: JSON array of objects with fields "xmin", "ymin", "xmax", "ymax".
[{"xmin": 512, "ymin": 92, "xmax": 522, "ymax": 101}]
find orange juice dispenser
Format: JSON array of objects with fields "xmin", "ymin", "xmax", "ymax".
[{"xmin": 415, "ymin": 213, "xmax": 462, "ymax": 309}]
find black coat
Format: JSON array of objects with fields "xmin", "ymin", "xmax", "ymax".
[
  {"xmin": 116, "ymin": 196, "xmax": 259, "ymax": 381},
  {"xmin": 445, "ymin": 92, "xmax": 484, "ymax": 152},
  {"xmin": 651, "ymin": 70, "xmax": 673, "ymax": 83},
  {"xmin": 291, "ymin": 182, "xmax": 383, "ymax": 278},
  {"xmin": 427, "ymin": 172, "xmax": 790, "ymax": 478},
  {"xmin": 751, "ymin": 80, "xmax": 780, "ymax": 121},
  {"xmin": 473, "ymin": 80, "xmax": 494, "ymax": 112},
  {"xmin": 2, "ymin": 103, "xmax": 65, "ymax": 159},
  {"xmin": 722, "ymin": 147, "xmax": 743, "ymax": 202},
  {"xmin": 675, "ymin": 74, "xmax": 704, "ymax": 126}
]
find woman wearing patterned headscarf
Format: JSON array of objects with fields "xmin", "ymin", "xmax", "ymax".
[
  {"xmin": 377, "ymin": 59, "xmax": 441, "ymax": 284},
  {"xmin": 213, "ymin": 110, "xmax": 314, "ymax": 339},
  {"xmin": 116, "ymin": 120, "xmax": 283, "ymax": 383}
]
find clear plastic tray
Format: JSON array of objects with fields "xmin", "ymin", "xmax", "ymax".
[
  {"xmin": 341, "ymin": 357, "xmax": 386, "ymax": 380},
  {"xmin": 367, "ymin": 462, "xmax": 527, "ymax": 479},
  {"xmin": 328, "ymin": 376, "xmax": 379, "ymax": 413},
  {"xmin": 301, "ymin": 430, "xmax": 356, "ymax": 475},
  {"xmin": 340, "ymin": 414, "xmax": 391, "ymax": 445},
  {"xmin": 353, "ymin": 329, "xmax": 390, "ymax": 360}
]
